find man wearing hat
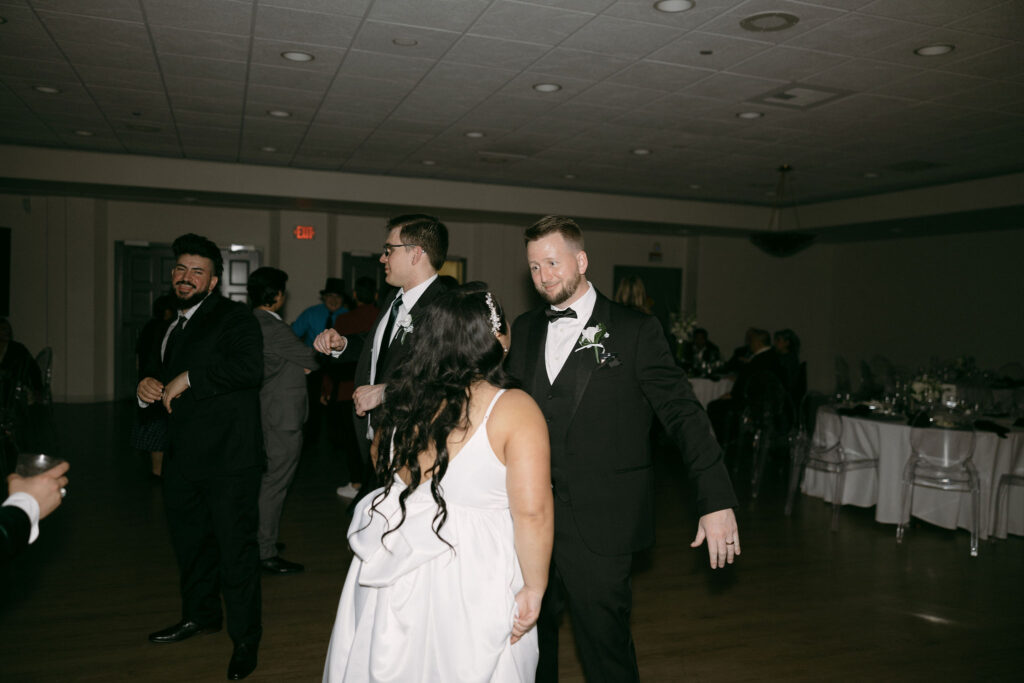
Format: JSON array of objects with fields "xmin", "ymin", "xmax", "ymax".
[{"xmin": 291, "ymin": 278, "xmax": 349, "ymax": 347}]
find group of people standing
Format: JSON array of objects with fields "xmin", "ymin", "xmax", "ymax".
[{"xmin": 134, "ymin": 214, "xmax": 740, "ymax": 682}]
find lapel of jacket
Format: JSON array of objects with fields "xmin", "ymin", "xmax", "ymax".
[
  {"xmin": 167, "ymin": 294, "xmax": 218, "ymax": 371},
  {"xmin": 523, "ymin": 308, "xmax": 549, "ymax": 394},
  {"xmin": 568, "ymin": 293, "xmax": 611, "ymax": 423}
]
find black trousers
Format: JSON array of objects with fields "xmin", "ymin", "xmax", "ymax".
[
  {"xmin": 163, "ymin": 462, "xmax": 262, "ymax": 647},
  {"xmin": 537, "ymin": 497, "xmax": 640, "ymax": 683}
]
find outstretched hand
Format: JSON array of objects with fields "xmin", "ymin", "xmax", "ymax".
[{"xmin": 691, "ymin": 508, "xmax": 740, "ymax": 569}]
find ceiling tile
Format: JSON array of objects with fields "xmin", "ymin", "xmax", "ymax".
[
  {"xmin": 868, "ymin": 27, "xmax": 1010, "ymax": 68},
  {"xmin": 31, "ymin": 0, "xmax": 145, "ymax": 22},
  {"xmin": 948, "ymin": 2, "xmax": 1024, "ymax": 40},
  {"xmin": 369, "ymin": 0, "xmax": 490, "ymax": 32},
  {"xmin": 249, "ymin": 63, "xmax": 334, "ymax": 91},
  {"xmin": 338, "ymin": 50, "xmax": 435, "ymax": 84},
  {"xmin": 165, "ymin": 75, "xmax": 245, "ymax": 100},
  {"xmin": 803, "ymin": 58, "xmax": 922, "ymax": 92},
  {"xmin": 697, "ymin": 0, "xmax": 845, "ymax": 45},
  {"xmin": 260, "ymin": 0, "xmax": 370, "ymax": 17},
  {"xmin": 443, "ymin": 35, "xmax": 550, "ymax": 71},
  {"xmin": 36, "ymin": 10, "xmax": 151, "ymax": 50},
  {"xmin": 349, "ymin": 21, "xmax": 460, "ymax": 60},
  {"xmin": 530, "ymin": 48, "xmax": 631, "ymax": 81},
  {"xmin": 254, "ymin": 5, "xmax": 360, "ymax": 48},
  {"xmin": 607, "ymin": 60, "xmax": 709, "ymax": 91},
  {"xmin": 729, "ymin": 46, "xmax": 849, "ymax": 82},
  {"xmin": 142, "ymin": 0, "xmax": 253, "ymax": 34},
  {"xmin": 151, "ymin": 27, "xmax": 251, "ymax": 61},
  {"xmin": 649, "ymin": 32, "xmax": 771, "ymax": 71},
  {"xmin": 569, "ymin": 82, "xmax": 667, "ymax": 109},
  {"xmin": 683, "ymin": 72, "xmax": 787, "ymax": 101},
  {"xmin": 942, "ymin": 44, "xmax": 1024, "ymax": 81},
  {"xmin": 159, "ymin": 54, "xmax": 247, "ymax": 82},
  {"xmin": 249, "ymin": 39, "xmax": 346, "ymax": 71},
  {"xmin": 560, "ymin": 15, "xmax": 682, "ymax": 58},
  {"xmin": 784, "ymin": 12, "xmax": 926, "ymax": 57},
  {"xmin": 246, "ymin": 83, "xmax": 325, "ymax": 109},
  {"xmin": 859, "ymin": 0, "xmax": 1005, "ymax": 27},
  {"xmin": 469, "ymin": 1, "xmax": 594, "ymax": 45}
]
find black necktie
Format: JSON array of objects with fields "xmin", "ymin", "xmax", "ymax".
[
  {"xmin": 374, "ymin": 293, "xmax": 403, "ymax": 381},
  {"xmin": 164, "ymin": 314, "xmax": 187, "ymax": 361},
  {"xmin": 324, "ymin": 311, "xmax": 334, "ymax": 330},
  {"xmin": 545, "ymin": 307, "xmax": 577, "ymax": 322}
]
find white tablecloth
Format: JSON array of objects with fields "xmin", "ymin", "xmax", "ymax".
[
  {"xmin": 802, "ymin": 414, "xmax": 1024, "ymax": 539},
  {"xmin": 690, "ymin": 378, "xmax": 733, "ymax": 408}
]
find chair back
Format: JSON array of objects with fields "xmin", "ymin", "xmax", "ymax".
[
  {"xmin": 35, "ymin": 346, "xmax": 53, "ymax": 404},
  {"xmin": 811, "ymin": 404, "xmax": 844, "ymax": 455},
  {"xmin": 909, "ymin": 409, "xmax": 975, "ymax": 468}
]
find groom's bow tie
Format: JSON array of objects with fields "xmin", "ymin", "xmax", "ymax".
[{"xmin": 545, "ymin": 307, "xmax": 577, "ymax": 322}]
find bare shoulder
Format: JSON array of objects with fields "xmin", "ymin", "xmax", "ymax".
[{"xmin": 488, "ymin": 388, "xmax": 545, "ymax": 435}]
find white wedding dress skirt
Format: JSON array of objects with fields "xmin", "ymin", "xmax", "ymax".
[{"xmin": 324, "ymin": 391, "xmax": 537, "ymax": 682}]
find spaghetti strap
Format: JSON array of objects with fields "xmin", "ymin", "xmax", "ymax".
[{"xmin": 482, "ymin": 389, "xmax": 506, "ymax": 422}]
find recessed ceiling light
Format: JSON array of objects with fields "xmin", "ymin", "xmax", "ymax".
[
  {"xmin": 533, "ymin": 82, "xmax": 561, "ymax": 93},
  {"xmin": 914, "ymin": 44, "xmax": 954, "ymax": 57},
  {"xmin": 421, "ymin": 160, "xmax": 436, "ymax": 166},
  {"xmin": 736, "ymin": 111, "xmax": 764, "ymax": 119},
  {"xmin": 281, "ymin": 51, "xmax": 314, "ymax": 62},
  {"xmin": 392, "ymin": 38, "xmax": 419, "ymax": 47},
  {"xmin": 465, "ymin": 131, "xmax": 485, "ymax": 138},
  {"xmin": 34, "ymin": 85, "xmax": 61, "ymax": 94},
  {"xmin": 261, "ymin": 146, "xmax": 278, "ymax": 152},
  {"xmin": 863, "ymin": 172, "xmax": 879, "ymax": 178},
  {"xmin": 740, "ymin": 12, "xmax": 800, "ymax": 33},
  {"xmin": 267, "ymin": 109, "xmax": 291, "ymax": 118},
  {"xmin": 654, "ymin": 0, "xmax": 695, "ymax": 12},
  {"xmin": 632, "ymin": 148, "xmax": 652, "ymax": 156},
  {"xmin": 73, "ymin": 130, "xmax": 93, "ymax": 137}
]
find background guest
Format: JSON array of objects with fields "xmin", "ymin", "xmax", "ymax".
[
  {"xmin": 249, "ymin": 267, "xmax": 319, "ymax": 576},
  {"xmin": 679, "ymin": 327, "xmax": 722, "ymax": 375},
  {"xmin": 131, "ymin": 296, "xmax": 176, "ymax": 477},
  {"xmin": 322, "ymin": 277, "xmax": 379, "ymax": 500},
  {"xmin": 773, "ymin": 328, "xmax": 804, "ymax": 404},
  {"xmin": 721, "ymin": 327, "xmax": 756, "ymax": 375},
  {"xmin": 614, "ymin": 275, "xmax": 651, "ymax": 313}
]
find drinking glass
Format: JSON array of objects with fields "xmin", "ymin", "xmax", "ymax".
[{"xmin": 15, "ymin": 453, "xmax": 66, "ymax": 477}]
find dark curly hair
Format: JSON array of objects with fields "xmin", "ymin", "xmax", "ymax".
[{"xmin": 370, "ymin": 282, "xmax": 513, "ymax": 544}]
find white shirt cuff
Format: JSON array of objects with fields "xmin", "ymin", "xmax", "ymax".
[{"xmin": 4, "ymin": 492, "xmax": 41, "ymax": 543}]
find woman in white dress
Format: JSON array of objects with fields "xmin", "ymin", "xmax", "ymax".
[{"xmin": 324, "ymin": 284, "xmax": 553, "ymax": 682}]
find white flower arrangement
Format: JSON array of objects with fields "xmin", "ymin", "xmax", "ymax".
[
  {"xmin": 669, "ymin": 312, "xmax": 697, "ymax": 344},
  {"xmin": 575, "ymin": 323, "xmax": 610, "ymax": 363}
]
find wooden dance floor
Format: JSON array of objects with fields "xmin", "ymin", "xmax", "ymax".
[{"xmin": 1, "ymin": 402, "xmax": 1021, "ymax": 681}]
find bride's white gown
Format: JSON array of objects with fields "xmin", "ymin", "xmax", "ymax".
[{"xmin": 324, "ymin": 390, "xmax": 537, "ymax": 682}]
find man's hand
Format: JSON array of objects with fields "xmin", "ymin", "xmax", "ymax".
[
  {"xmin": 353, "ymin": 384, "xmax": 385, "ymax": 416},
  {"xmin": 691, "ymin": 508, "xmax": 740, "ymax": 569},
  {"xmin": 313, "ymin": 329, "xmax": 347, "ymax": 355},
  {"xmin": 8, "ymin": 461, "xmax": 70, "ymax": 520},
  {"xmin": 162, "ymin": 372, "xmax": 190, "ymax": 413},
  {"xmin": 137, "ymin": 377, "xmax": 164, "ymax": 404}
]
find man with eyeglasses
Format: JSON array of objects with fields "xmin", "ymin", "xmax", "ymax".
[{"xmin": 313, "ymin": 214, "xmax": 451, "ymax": 503}]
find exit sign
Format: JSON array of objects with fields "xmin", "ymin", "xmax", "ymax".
[{"xmin": 294, "ymin": 225, "xmax": 316, "ymax": 240}]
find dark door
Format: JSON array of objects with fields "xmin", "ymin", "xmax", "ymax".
[
  {"xmin": 114, "ymin": 243, "xmax": 260, "ymax": 399},
  {"xmin": 342, "ymin": 253, "xmax": 391, "ymax": 304}
]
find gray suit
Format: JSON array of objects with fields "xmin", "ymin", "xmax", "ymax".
[{"xmin": 254, "ymin": 309, "xmax": 318, "ymax": 560}]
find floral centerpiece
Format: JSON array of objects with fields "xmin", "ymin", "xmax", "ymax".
[{"xmin": 668, "ymin": 312, "xmax": 696, "ymax": 363}]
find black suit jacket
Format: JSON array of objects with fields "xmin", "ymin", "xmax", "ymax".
[
  {"xmin": 506, "ymin": 292, "xmax": 736, "ymax": 556},
  {"xmin": 142, "ymin": 294, "xmax": 264, "ymax": 476},
  {"xmin": 351, "ymin": 277, "xmax": 450, "ymax": 462},
  {"xmin": 0, "ymin": 504, "xmax": 30, "ymax": 564},
  {"xmin": 732, "ymin": 348, "xmax": 786, "ymax": 404}
]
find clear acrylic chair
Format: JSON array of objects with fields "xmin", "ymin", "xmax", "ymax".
[
  {"xmin": 993, "ymin": 452, "xmax": 1024, "ymax": 539},
  {"xmin": 896, "ymin": 410, "xmax": 979, "ymax": 556},
  {"xmin": 785, "ymin": 396, "xmax": 877, "ymax": 530},
  {"xmin": 737, "ymin": 371, "xmax": 794, "ymax": 501}
]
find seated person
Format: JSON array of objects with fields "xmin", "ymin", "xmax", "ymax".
[
  {"xmin": 773, "ymin": 328, "xmax": 803, "ymax": 402},
  {"xmin": 707, "ymin": 329, "xmax": 785, "ymax": 442},
  {"xmin": 679, "ymin": 328, "xmax": 721, "ymax": 375},
  {"xmin": 721, "ymin": 327, "xmax": 756, "ymax": 376}
]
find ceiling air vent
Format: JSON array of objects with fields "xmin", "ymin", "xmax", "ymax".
[{"xmin": 748, "ymin": 84, "xmax": 853, "ymax": 110}]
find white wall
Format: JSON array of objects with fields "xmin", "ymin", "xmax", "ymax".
[{"xmin": 2, "ymin": 188, "xmax": 1021, "ymax": 402}]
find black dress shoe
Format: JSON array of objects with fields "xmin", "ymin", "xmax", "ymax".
[
  {"xmin": 149, "ymin": 619, "xmax": 221, "ymax": 644},
  {"xmin": 227, "ymin": 643, "xmax": 258, "ymax": 680},
  {"xmin": 260, "ymin": 555, "xmax": 304, "ymax": 574}
]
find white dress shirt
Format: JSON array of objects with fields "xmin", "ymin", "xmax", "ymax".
[
  {"xmin": 545, "ymin": 282, "xmax": 597, "ymax": 384},
  {"xmin": 370, "ymin": 274, "xmax": 437, "ymax": 385},
  {"xmin": 3, "ymin": 492, "xmax": 41, "ymax": 544}
]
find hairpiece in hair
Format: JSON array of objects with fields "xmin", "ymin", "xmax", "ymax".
[{"xmin": 484, "ymin": 292, "xmax": 501, "ymax": 335}]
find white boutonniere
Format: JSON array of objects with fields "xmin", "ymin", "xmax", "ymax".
[
  {"xmin": 396, "ymin": 313, "xmax": 414, "ymax": 344},
  {"xmin": 575, "ymin": 323, "xmax": 610, "ymax": 363}
]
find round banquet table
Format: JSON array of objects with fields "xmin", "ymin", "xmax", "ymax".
[
  {"xmin": 802, "ymin": 413, "xmax": 1024, "ymax": 540},
  {"xmin": 690, "ymin": 377, "xmax": 733, "ymax": 409}
]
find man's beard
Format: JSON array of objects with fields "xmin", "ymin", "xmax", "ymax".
[
  {"xmin": 536, "ymin": 272, "xmax": 582, "ymax": 306},
  {"xmin": 172, "ymin": 282, "xmax": 211, "ymax": 310}
]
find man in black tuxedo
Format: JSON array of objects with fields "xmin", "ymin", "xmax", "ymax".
[
  {"xmin": 313, "ymin": 215, "xmax": 450, "ymax": 499},
  {"xmin": 505, "ymin": 216, "xmax": 739, "ymax": 683},
  {"xmin": 138, "ymin": 234, "xmax": 264, "ymax": 680}
]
